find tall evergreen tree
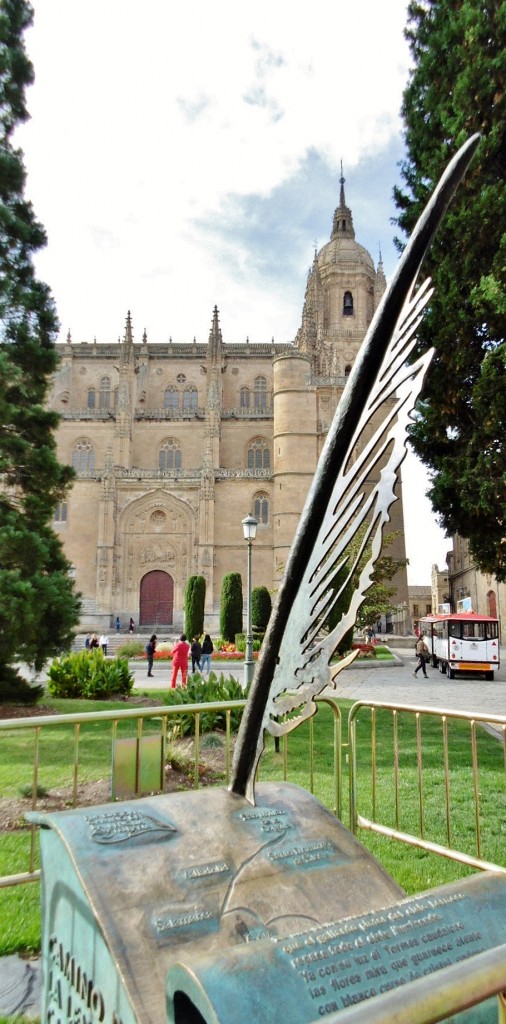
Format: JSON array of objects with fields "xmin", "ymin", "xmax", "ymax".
[
  {"xmin": 184, "ymin": 575, "xmax": 206, "ymax": 640},
  {"xmin": 394, "ymin": 0, "xmax": 506, "ymax": 579},
  {"xmin": 0, "ymin": 0, "xmax": 80, "ymax": 696}
]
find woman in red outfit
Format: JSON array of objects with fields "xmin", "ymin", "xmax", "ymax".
[{"xmin": 170, "ymin": 634, "xmax": 190, "ymax": 688}]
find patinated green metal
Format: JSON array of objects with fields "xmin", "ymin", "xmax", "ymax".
[{"xmin": 31, "ymin": 783, "xmax": 403, "ymax": 1024}]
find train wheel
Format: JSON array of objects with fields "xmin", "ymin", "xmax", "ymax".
[{"xmin": 446, "ymin": 662, "xmax": 455, "ymax": 680}]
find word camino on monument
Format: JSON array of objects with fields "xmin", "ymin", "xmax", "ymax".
[{"xmin": 31, "ymin": 134, "xmax": 506, "ymax": 1024}]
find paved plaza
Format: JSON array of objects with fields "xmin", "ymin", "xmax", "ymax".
[{"xmin": 131, "ymin": 646, "xmax": 506, "ymax": 719}]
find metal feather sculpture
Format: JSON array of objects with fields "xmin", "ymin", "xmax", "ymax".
[{"xmin": 231, "ymin": 134, "xmax": 480, "ymax": 804}]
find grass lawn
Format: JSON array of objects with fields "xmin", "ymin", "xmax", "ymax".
[{"xmin": 0, "ymin": 694, "xmax": 504, "ymax": 957}]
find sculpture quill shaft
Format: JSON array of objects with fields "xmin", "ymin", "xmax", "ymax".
[{"xmin": 231, "ymin": 135, "xmax": 480, "ymax": 803}]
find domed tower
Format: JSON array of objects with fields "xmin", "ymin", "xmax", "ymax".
[
  {"xmin": 277, "ymin": 168, "xmax": 408, "ymax": 618},
  {"xmin": 295, "ymin": 167, "xmax": 386, "ymax": 378}
]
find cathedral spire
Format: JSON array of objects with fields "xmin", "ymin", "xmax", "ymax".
[
  {"xmin": 122, "ymin": 310, "xmax": 134, "ymax": 363},
  {"xmin": 331, "ymin": 162, "xmax": 355, "ymax": 241},
  {"xmin": 208, "ymin": 305, "xmax": 223, "ymax": 360}
]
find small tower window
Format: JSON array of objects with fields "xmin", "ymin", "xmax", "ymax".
[
  {"xmin": 343, "ymin": 292, "xmax": 354, "ymax": 316},
  {"xmin": 344, "ymin": 364, "xmax": 352, "ymax": 378},
  {"xmin": 53, "ymin": 501, "xmax": 68, "ymax": 523}
]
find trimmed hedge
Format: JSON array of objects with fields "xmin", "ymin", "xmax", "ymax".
[
  {"xmin": 219, "ymin": 572, "xmax": 243, "ymax": 643},
  {"xmin": 184, "ymin": 575, "xmax": 206, "ymax": 640}
]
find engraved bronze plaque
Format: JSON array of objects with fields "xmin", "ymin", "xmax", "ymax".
[
  {"xmin": 31, "ymin": 783, "xmax": 403, "ymax": 1024},
  {"xmin": 167, "ymin": 872, "xmax": 506, "ymax": 1024}
]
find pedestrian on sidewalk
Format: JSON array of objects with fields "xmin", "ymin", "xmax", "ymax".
[
  {"xmin": 146, "ymin": 634, "xmax": 157, "ymax": 677},
  {"xmin": 170, "ymin": 635, "xmax": 191, "ymax": 688},
  {"xmin": 191, "ymin": 637, "xmax": 202, "ymax": 674},
  {"xmin": 413, "ymin": 633, "xmax": 429, "ymax": 679},
  {"xmin": 201, "ymin": 634, "xmax": 214, "ymax": 674}
]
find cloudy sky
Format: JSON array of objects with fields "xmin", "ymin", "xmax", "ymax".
[{"xmin": 17, "ymin": 0, "xmax": 451, "ymax": 584}]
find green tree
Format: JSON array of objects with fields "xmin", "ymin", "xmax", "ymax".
[
  {"xmin": 393, "ymin": 0, "xmax": 506, "ymax": 579},
  {"xmin": 219, "ymin": 573, "xmax": 243, "ymax": 643},
  {"xmin": 327, "ymin": 531, "xmax": 407, "ymax": 652},
  {"xmin": 0, "ymin": 0, "xmax": 80, "ymax": 698},
  {"xmin": 184, "ymin": 575, "xmax": 206, "ymax": 640},
  {"xmin": 251, "ymin": 585, "xmax": 271, "ymax": 632}
]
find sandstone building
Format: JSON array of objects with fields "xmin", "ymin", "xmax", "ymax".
[{"xmin": 50, "ymin": 177, "xmax": 409, "ymax": 630}]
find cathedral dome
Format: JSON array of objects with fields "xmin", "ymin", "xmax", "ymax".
[{"xmin": 317, "ymin": 234, "xmax": 375, "ymax": 273}]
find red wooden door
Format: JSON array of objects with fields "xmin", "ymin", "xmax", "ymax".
[{"xmin": 139, "ymin": 571, "xmax": 174, "ymax": 625}]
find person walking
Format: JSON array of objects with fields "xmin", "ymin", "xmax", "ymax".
[
  {"xmin": 100, "ymin": 633, "xmax": 109, "ymax": 656},
  {"xmin": 170, "ymin": 634, "xmax": 190, "ymax": 688},
  {"xmin": 413, "ymin": 632, "xmax": 429, "ymax": 679},
  {"xmin": 191, "ymin": 637, "xmax": 202, "ymax": 674},
  {"xmin": 201, "ymin": 634, "xmax": 214, "ymax": 674},
  {"xmin": 146, "ymin": 634, "xmax": 157, "ymax": 677}
]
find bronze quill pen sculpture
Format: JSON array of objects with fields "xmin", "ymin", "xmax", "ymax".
[{"xmin": 231, "ymin": 133, "xmax": 481, "ymax": 804}]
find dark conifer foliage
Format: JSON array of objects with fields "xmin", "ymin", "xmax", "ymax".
[
  {"xmin": 0, "ymin": 0, "xmax": 80, "ymax": 695},
  {"xmin": 394, "ymin": 0, "xmax": 506, "ymax": 579}
]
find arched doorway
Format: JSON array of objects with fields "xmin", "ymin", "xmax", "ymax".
[
  {"xmin": 140, "ymin": 571, "xmax": 174, "ymax": 625},
  {"xmin": 487, "ymin": 590, "xmax": 497, "ymax": 619}
]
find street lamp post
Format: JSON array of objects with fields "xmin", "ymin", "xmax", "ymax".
[{"xmin": 242, "ymin": 513, "xmax": 258, "ymax": 689}]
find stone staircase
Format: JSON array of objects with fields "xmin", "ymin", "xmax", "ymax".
[{"xmin": 73, "ymin": 630, "xmax": 178, "ymax": 655}]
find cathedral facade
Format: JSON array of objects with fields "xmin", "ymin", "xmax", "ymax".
[{"xmin": 50, "ymin": 180, "xmax": 409, "ymax": 630}]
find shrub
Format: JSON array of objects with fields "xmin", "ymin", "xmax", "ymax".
[
  {"xmin": 116, "ymin": 640, "xmax": 145, "ymax": 657},
  {"xmin": 162, "ymin": 672, "xmax": 249, "ymax": 735},
  {"xmin": 251, "ymin": 586, "xmax": 271, "ymax": 630},
  {"xmin": 184, "ymin": 575, "xmax": 206, "ymax": 640},
  {"xmin": 234, "ymin": 634, "xmax": 262, "ymax": 653},
  {"xmin": 47, "ymin": 650, "xmax": 134, "ymax": 699},
  {"xmin": 220, "ymin": 573, "xmax": 243, "ymax": 643}
]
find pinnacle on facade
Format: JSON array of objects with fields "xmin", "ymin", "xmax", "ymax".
[
  {"xmin": 208, "ymin": 305, "xmax": 223, "ymax": 357},
  {"xmin": 123, "ymin": 310, "xmax": 134, "ymax": 362}
]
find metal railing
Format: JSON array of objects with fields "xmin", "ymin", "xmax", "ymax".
[
  {"xmin": 0, "ymin": 696, "xmax": 342, "ymax": 889},
  {"xmin": 348, "ymin": 700, "xmax": 506, "ymax": 874},
  {"xmin": 2, "ymin": 696, "xmax": 506, "ymax": 889}
]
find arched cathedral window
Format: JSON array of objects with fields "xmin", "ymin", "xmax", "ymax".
[
  {"xmin": 164, "ymin": 388, "xmax": 179, "ymax": 410},
  {"xmin": 159, "ymin": 438, "xmax": 182, "ymax": 470},
  {"xmin": 247, "ymin": 438, "xmax": 270, "ymax": 469},
  {"xmin": 99, "ymin": 376, "xmax": 111, "ymax": 409},
  {"xmin": 72, "ymin": 438, "xmax": 95, "ymax": 472},
  {"xmin": 254, "ymin": 376, "xmax": 267, "ymax": 411},
  {"xmin": 240, "ymin": 386, "xmax": 250, "ymax": 409},
  {"xmin": 253, "ymin": 492, "xmax": 269, "ymax": 525},
  {"xmin": 182, "ymin": 386, "xmax": 198, "ymax": 411},
  {"xmin": 343, "ymin": 291, "xmax": 354, "ymax": 316},
  {"xmin": 87, "ymin": 388, "xmax": 96, "ymax": 409}
]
